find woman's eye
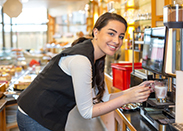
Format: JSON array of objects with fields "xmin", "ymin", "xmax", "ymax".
[
  {"xmin": 119, "ymin": 36, "xmax": 124, "ymax": 40},
  {"xmin": 108, "ymin": 33, "xmax": 114, "ymax": 36}
]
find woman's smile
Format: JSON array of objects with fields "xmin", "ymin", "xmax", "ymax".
[{"xmin": 107, "ymin": 43, "xmax": 118, "ymax": 51}]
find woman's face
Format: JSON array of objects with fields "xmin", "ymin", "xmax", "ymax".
[{"xmin": 93, "ymin": 20, "xmax": 126, "ymax": 59}]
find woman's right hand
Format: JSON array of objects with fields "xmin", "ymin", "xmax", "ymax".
[{"xmin": 122, "ymin": 82, "xmax": 152, "ymax": 104}]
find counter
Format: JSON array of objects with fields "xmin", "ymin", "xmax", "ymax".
[
  {"xmin": 0, "ymin": 98, "xmax": 6, "ymax": 112},
  {"xmin": 103, "ymin": 73, "xmax": 178, "ymax": 131},
  {"xmin": 115, "ymin": 108, "xmax": 177, "ymax": 131},
  {"xmin": 0, "ymin": 68, "xmax": 33, "ymax": 131},
  {"xmin": 0, "ymin": 96, "xmax": 17, "ymax": 131},
  {"xmin": 117, "ymin": 109, "xmax": 155, "ymax": 130},
  {"xmin": 0, "ymin": 97, "xmax": 17, "ymax": 111}
]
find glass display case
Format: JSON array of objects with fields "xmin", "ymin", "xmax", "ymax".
[
  {"xmin": 0, "ymin": 49, "xmax": 27, "ymax": 68},
  {"xmin": 0, "ymin": 49, "xmax": 16, "ymax": 65}
]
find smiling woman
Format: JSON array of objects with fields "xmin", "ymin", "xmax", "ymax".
[{"xmin": 16, "ymin": 12, "xmax": 153, "ymax": 131}]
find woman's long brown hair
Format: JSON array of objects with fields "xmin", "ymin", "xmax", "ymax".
[{"xmin": 72, "ymin": 12, "xmax": 127, "ymax": 103}]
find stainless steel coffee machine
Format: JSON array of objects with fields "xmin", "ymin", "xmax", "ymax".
[
  {"xmin": 139, "ymin": 3, "xmax": 183, "ymax": 131},
  {"xmin": 138, "ymin": 26, "xmax": 176, "ymax": 131},
  {"xmin": 163, "ymin": 3, "xmax": 183, "ymax": 131},
  {"xmin": 133, "ymin": 3, "xmax": 183, "ymax": 131}
]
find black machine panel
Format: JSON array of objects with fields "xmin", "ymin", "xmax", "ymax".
[{"xmin": 142, "ymin": 26, "xmax": 168, "ymax": 75}]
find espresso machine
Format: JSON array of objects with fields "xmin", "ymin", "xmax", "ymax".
[
  {"xmin": 138, "ymin": 26, "xmax": 176, "ymax": 131},
  {"xmin": 163, "ymin": 3, "xmax": 183, "ymax": 131},
  {"xmin": 130, "ymin": 3, "xmax": 183, "ymax": 131}
]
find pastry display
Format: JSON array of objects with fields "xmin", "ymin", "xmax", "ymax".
[
  {"xmin": 14, "ymin": 82, "xmax": 31, "ymax": 90},
  {"xmin": 120, "ymin": 103, "xmax": 142, "ymax": 111},
  {"xmin": 0, "ymin": 80, "xmax": 9, "ymax": 88},
  {"xmin": 0, "ymin": 72, "xmax": 11, "ymax": 81},
  {"xmin": 0, "ymin": 65, "xmax": 15, "ymax": 76},
  {"xmin": 23, "ymin": 75, "xmax": 32, "ymax": 80},
  {"xmin": 15, "ymin": 66, "xmax": 23, "ymax": 72},
  {"xmin": 14, "ymin": 75, "xmax": 35, "ymax": 90}
]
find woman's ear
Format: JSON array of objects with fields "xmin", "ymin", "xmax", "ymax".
[{"xmin": 93, "ymin": 28, "xmax": 98, "ymax": 40}]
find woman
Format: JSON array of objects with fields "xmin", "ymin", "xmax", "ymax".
[{"xmin": 17, "ymin": 12, "xmax": 153, "ymax": 131}]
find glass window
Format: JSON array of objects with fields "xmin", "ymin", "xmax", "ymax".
[
  {"xmin": 12, "ymin": 8, "xmax": 48, "ymax": 24},
  {"xmin": 0, "ymin": 7, "xmax": 2, "ymax": 49},
  {"xmin": 4, "ymin": 13, "xmax": 11, "ymax": 24},
  {"xmin": 0, "ymin": 24, "xmax": 3, "ymax": 48},
  {"xmin": 55, "ymin": 11, "xmax": 86, "ymax": 37},
  {"xmin": 4, "ymin": 25, "xmax": 11, "ymax": 49},
  {"xmin": 0, "ymin": 7, "xmax": 48, "ymax": 51},
  {"xmin": 56, "ymin": 16, "xmax": 62, "ymax": 24},
  {"xmin": 69, "ymin": 25, "xmax": 87, "ymax": 35},
  {"xmin": 61, "ymin": 14, "xmax": 68, "ymax": 25},
  {"xmin": 72, "ymin": 11, "xmax": 86, "ymax": 24},
  {"xmin": 16, "ymin": 31, "xmax": 47, "ymax": 50},
  {"xmin": 0, "ymin": 7, "xmax": 2, "ymax": 23},
  {"xmin": 12, "ymin": 25, "xmax": 47, "ymax": 50}
]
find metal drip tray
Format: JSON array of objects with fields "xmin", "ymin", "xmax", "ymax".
[
  {"xmin": 170, "ymin": 123, "xmax": 183, "ymax": 131},
  {"xmin": 147, "ymin": 98, "xmax": 175, "ymax": 108},
  {"xmin": 140, "ymin": 107, "xmax": 175, "ymax": 131}
]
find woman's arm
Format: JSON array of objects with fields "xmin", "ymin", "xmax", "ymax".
[
  {"xmin": 60, "ymin": 55, "xmax": 153, "ymax": 119},
  {"xmin": 108, "ymin": 80, "xmax": 154, "ymax": 100},
  {"xmin": 60, "ymin": 55, "xmax": 94, "ymax": 119},
  {"xmin": 92, "ymin": 84, "xmax": 151, "ymax": 118}
]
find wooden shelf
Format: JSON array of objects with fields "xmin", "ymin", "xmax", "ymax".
[
  {"xmin": 6, "ymin": 103, "xmax": 17, "ymax": 108},
  {"xmin": 6, "ymin": 103, "xmax": 18, "ymax": 131},
  {"xmin": 6, "ymin": 122, "xmax": 18, "ymax": 130},
  {"xmin": 114, "ymin": 108, "xmax": 136, "ymax": 131}
]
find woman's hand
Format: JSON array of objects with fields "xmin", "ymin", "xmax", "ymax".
[
  {"xmin": 138, "ymin": 80, "xmax": 154, "ymax": 87},
  {"xmin": 138, "ymin": 80, "xmax": 155, "ymax": 92},
  {"xmin": 122, "ymin": 81, "xmax": 154, "ymax": 104}
]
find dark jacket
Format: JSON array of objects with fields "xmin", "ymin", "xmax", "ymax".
[{"xmin": 17, "ymin": 39, "xmax": 95, "ymax": 131}]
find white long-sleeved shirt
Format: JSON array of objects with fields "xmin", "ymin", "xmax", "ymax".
[
  {"xmin": 18, "ymin": 55, "xmax": 110, "ymax": 119},
  {"xmin": 59, "ymin": 55, "xmax": 110, "ymax": 119}
]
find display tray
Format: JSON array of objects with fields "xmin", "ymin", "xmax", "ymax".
[
  {"xmin": 120, "ymin": 103, "xmax": 142, "ymax": 111},
  {"xmin": 3, "ymin": 91, "xmax": 16, "ymax": 97}
]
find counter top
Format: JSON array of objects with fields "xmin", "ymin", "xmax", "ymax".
[
  {"xmin": 120, "ymin": 109, "xmax": 156, "ymax": 130},
  {"xmin": 0, "ymin": 96, "xmax": 17, "ymax": 113},
  {"xmin": 0, "ymin": 69, "xmax": 31, "ymax": 113},
  {"xmin": 0, "ymin": 98, "xmax": 6, "ymax": 112},
  {"xmin": 117, "ymin": 108, "xmax": 177, "ymax": 131}
]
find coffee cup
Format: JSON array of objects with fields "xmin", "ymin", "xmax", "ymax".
[{"xmin": 153, "ymin": 81, "xmax": 168, "ymax": 103}]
